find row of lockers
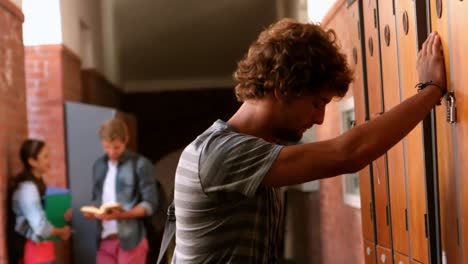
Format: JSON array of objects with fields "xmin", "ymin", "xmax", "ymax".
[{"xmin": 322, "ymin": 0, "xmax": 468, "ymax": 263}]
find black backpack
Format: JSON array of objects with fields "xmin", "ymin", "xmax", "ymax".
[
  {"xmin": 6, "ymin": 187, "xmax": 26, "ymax": 264},
  {"xmin": 131, "ymin": 154, "xmax": 162, "ymax": 264}
]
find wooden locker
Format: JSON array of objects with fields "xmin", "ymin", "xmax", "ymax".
[
  {"xmin": 395, "ymin": 0, "xmax": 429, "ymax": 262},
  {"xmin": 364, "ymin": 240, "xmax": 377, "ymax": 264},
  {"xmin": 448, "ymin": 0, "xmax": 468, "ymax": 262},
  {"xmin": 430, "ymin": 0, "xmax": 461, "ymax": 263},
  {"xmin": 362, "ymin": 0, "xmax": 391, "ymax": 248},
  {"xmin": 376, "ymin": 245, "xmax": 392, "ymax": 264},
  {"xmin": 394, "ymin": 252, "xmax": 410, "ymax": 264},
  {"xmin": 377, "ymin": 0, "xmax": 409, "ymax": 255},
  {"xmin": 345, "ymin": 0, "xmax": 375, "ymax": 243}
]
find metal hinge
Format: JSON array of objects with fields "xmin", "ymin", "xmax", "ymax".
[
  {"xmin": 405, "ymin": 208, "xmax": 408, "ymax": 231},
  {"xmin": 358, "ymin": 21, "xmax": 361, "ymax": 41},
  {"xmin": 386, "ymin": 205, "xmax": 390, "ymax": 226},
  {"xmin": 424, "ymin": 213, "xmax": 428, "ymax": 238},
  {"xmin": 373, "ymin": 8, "xmax": 377, "ymax": 28}
]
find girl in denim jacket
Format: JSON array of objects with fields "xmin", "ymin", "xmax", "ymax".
[{"xmin": 8, "ymin": 139, "xmax": 72, "ymax": 264}]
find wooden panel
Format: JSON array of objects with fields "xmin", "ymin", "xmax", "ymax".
[
  {"xmin": 394, "ymin": 252, "xmax": 409, "ymax": 264},
  {"xmin": 378, "ymin": 0, "xmax": 409, "ymax": 255},
  {"xmin": 395, "ymin": 0, "xmax": 429, "ymax": 262},
  {"xmin": 363, "ymin": 0, "xmax": 391, "ymax": 248},
  {"xmin": 430, "ymin": 0, "xmax": 460, "ymax": 263},
  {"xmin": 376, "ymin": 245, "xmax": 392, "ymax": 264},
  {"xmin": 448, "ymin": 0, "xmax": 468, "ymax": 262},
  {"xmin": 364, "ymin": 240, "xmax": 376, "ymax": 264}
]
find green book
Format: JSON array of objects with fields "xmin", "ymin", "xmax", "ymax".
[{"xmin": 44, "ymin": 193, "xmax": 71, "ymax": 241}]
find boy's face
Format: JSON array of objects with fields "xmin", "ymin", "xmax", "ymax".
[
  {"xmin": 273, "ymin": 89, "xmax": 335, "ymax": 142},
  {"xmin": 102, "ymin": 138, "xmax": 127, "ymax": 162}
]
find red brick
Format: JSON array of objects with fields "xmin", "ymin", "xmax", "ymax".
[{"xmin": 0, "ymin": 2, "xmax": 27, "ymax": 262}]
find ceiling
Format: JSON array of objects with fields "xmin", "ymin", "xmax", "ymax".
[{"xmin": 114, "ymin": 0, "xmax": 281, "ymax": 92}]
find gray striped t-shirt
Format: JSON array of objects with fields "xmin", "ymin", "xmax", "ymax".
[{"xmin": 172, "ymin": 119, "xmax": 284, "ymax": 263}]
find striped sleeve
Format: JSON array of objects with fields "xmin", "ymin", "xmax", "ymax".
[{"xmin": 199, "ymin": 131, "xmax": 283, "ymax": 198}]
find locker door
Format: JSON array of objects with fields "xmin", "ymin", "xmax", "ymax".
[
  {"xmin": 364, "ymin": 240, "xmax": 377, "ymax": 264},
  {"xmin": 349, "ymin": 1, "xmax": 375, "ymax": 243},
  {"xmin": 395, "ymin": 0, "xmax": 429, "ymax": 263},
  {"xmin": 448, "ymin": 0, "xmax": 468, "ymax": 262},
  {"xmin": 378, "ymin": 0, "xmax": 409, "ymax": 255},
  {"xmin": 376, "ymin": 245, "xmax": 392, "ymax": 264},
  {"xmin": 363, "ymin": 0, "xmax": 391, "ymax": 248},
  {"xmin": 430, "ymin": 0, "xmax": 461, "ymax": 263},
  {"xmin": 394, "ymin": 252, "xmax": 410, "ymax": 264}
]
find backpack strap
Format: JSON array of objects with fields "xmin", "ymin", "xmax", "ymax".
[
  {"xmin": 157, "ymin": 201, "xmax": 175, "ymax": 264},
  {"xmin": 131, "ymin": 153, "xmax": 175, "ymax": 264}
]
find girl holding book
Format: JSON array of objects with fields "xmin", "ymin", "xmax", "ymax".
[{"xmin": 8, "ymin": 139, "xmax": 72, "ymax": 264}]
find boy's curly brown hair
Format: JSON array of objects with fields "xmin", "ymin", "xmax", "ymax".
[{"xmin": 233, "ymin": 18, "xmax": 353, "ymax": 102}]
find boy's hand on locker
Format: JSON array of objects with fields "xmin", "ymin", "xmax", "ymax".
[{"xmin": 417, "ymin": 32, "xmax": 446, "ymax": 93}]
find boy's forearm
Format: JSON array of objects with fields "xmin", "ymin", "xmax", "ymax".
[
  {"xmin": 118, "ymin": 205, "xmax": 147, "ymax": 219},
  {"xmin": 343, "ymin": 85, "xmax": 443, "ymax": 166}
]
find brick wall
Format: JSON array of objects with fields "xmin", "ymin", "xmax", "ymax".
[
  {"xmin": 284, "ymin": 190, "xmax": 322, "ymax": 263},
  {"xmin": 0, "ymin": 0, "xmax": 27, "ymax": 262},
  {"xmin": 25, "ymin": 44, "xmax": 82, "ymax": 188},
  {"xmin": 315, "ymin": 96, "xmax": 364, "ymax": 264},
  {"xmin": 24, "ymin": 44, "xmax": 81, "ymax": 264}
]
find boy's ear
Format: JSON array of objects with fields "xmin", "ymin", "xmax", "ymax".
[{"xmin": 274, "ymin": 88, "xmax": 285, "ymax": 102}]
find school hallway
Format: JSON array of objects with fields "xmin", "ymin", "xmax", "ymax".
[{"xmin": 2, "ymin": 0, "xmax": 468, "ymax": 263}]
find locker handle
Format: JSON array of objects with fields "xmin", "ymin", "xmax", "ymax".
[
  {"xmin": 384, "ymin": 25, "xmax": 391, "ymax": 46},
  {"xmin": 436, "ymin": 0, "xmax": 443, "ymax": 18},
  {"xmin": 402, "ymin": 11, "xmax": 409, "ymax": 35},
  {"xmin": 368, "ymin": 37, "xmax": 374, "ymax": 56},
  {"xmin": 353, "ymin": 47, "xmax": 358, "ymax": 65}
]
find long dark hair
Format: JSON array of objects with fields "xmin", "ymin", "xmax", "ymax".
[
  {"xmin": 8, "ymin": 139, "xmax": 47, "ymax": 196},
  {"xmin": 7, "ymin": 139, "xmax": 48, "ymax": 263}
]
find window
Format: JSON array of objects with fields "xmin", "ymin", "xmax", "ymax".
[{"xmin": 340, "ymin": 97, "xmax": 361, "ymax": 208}]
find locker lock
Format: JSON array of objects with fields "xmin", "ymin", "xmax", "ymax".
[{"xmin": 445, "ymin": 92, "xmax": 456, "ymax": 123}]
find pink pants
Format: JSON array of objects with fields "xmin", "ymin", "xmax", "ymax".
[
  {"xmin": 23, "ymin": 239, "xmax": 55, "ymax": 264},
  {"xmin": 97, "ymin": 238, "xmax": 148, "ymax": 264}
]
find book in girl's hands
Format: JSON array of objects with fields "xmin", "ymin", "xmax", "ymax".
[{"xmin": 80, "ymin": 202, "xmax": 123, "ymax": 215}]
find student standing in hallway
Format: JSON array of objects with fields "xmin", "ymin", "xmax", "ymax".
[
  {"xmin": 172, "ymin": 19, "xmax": 446, "ymax": 263},
  {"xmin": 83, "ymin": 118, "xmax": 159, "ymax": 264},
  {"xmin": 8, "ymin": 139, "xmax": 72, "ymax": 264}
]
